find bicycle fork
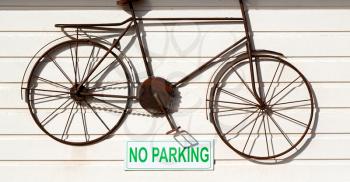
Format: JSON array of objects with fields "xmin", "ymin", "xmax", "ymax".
[
  {"xmin": 248, "ymin": 53, "xmax": 266, "ymax": 106},
  {"xmin": 240, "ymin": 0, "xmax": 265, "ymax": 106}
]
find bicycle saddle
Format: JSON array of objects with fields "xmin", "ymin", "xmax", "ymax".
[{"xmin": 117, "ymin": 0, "xmax": 140, "ymax": 6}]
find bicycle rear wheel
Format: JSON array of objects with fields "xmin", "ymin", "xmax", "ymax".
[
  {"xmin": 26, "ymin": 39, "xmax": 132, "ymax": 146},
  {"xmin": 209, "ymin": 54, "xmax": 314, "ymax": 159}
]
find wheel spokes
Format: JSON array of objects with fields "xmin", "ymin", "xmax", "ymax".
[
  {"xmin": 84, "ymin": 100, "xmax": 111, "ymax": 131},
  {"xmin": 269, "ymin": 82, "xmax": 305, "ymax": 107},
  {"xmin": 48, "ymin": 57, "xmax": 74, "ymax": 85},
  {"xmin": 30, "ymin": 93, "xmax": 68, "ymax": 102},
  {"xmin": 28, "ymin": 88, "xmax": 70, "ymax": 95},
  {"xmin": 81, "ymin": 45, "xmax": 96, "ymax": 81},
  {"xmin": 248, "ymin": 114, "xmax": 265, "ymax": 155},
  {"xmin": 272, "ymin": 110, "xmax": 309, "ymax": 129},
  {"xmin": 220, "ymin": 88, "xmax": 257, "ymax": 105},
  {"xmin": 265, "ymin": 62, "xmax": 284, "ymax": 101},
  {"xmin": 75, "ymin": 41, "xmax": 81, "ymax": 83},
  {"xmin": 266, "ymin": 76, "xmax": 301, "ymax": 105},
  {"xmin": 41, "ymin": 98, "xmax": 74, "ymax": 127},
  {"xmin": 234, "ymin": 69, "xmax": 256, "ymax": 98},
  {"xmin": 262, "ymin": 114, "xmax": 270, "ymax": 157},
  {"xmin": 217, "ymin": 105, "xmax": 258, "ymax": 113},
  {"xmin": 214, "ymin": 100, "xmax": 257, "ymax": 107},
  {"xmin": 33, "ymin": 95, "xmax": 70, "ymax": 105},
  {"xmin": 242, "ymin": 111, "xmax": 262, "ymax": 153},
  {"xmin": 217, "ymin": 109, "xmax": 257, "ymax": 117},
  {"xmin": 61, "ymin": 102, "xmax": 77, "ymax": 140},
  {"xmin": 224, "ymin": 109, "xmax": 259, "ymax": 136},
  {"xmin": 87, "ymin": 59, "xmax": 120, "ymax": 85},
  {"xmin": 70, "ymin": 43, "xmax": 78, "ymax": 84},
  {"xmin": 79, "ymin": 105, "xmax": 90, "ymax": 142},
  {"xmin": 266, "ymin": 115, "xmax": 276, "ymax": 157},
  {"xmin": 212, "ymin": 57, "xmax": 313, "ymax": 159},
  {"xmin": 271, "ymin": 99, "xmax": 311, "ymax": 108},
  {"xmin": 267, "ymin": 114, "xmax": 295, "ymax": 148},
  {"xmin": 27, "ymin": 40, "xmax": 131, "ymax": 145},
  {"xmin": 90, "ymin": 96, "xmax": 127, "ymax": 111},
  {"xmin": 273, "ymin": 103, "xmax": 312, "ymax": 112},
  {"xmin": 34, "ymin": 76, "xmax": 70, "ymax": 90}
]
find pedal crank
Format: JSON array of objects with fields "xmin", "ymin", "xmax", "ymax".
[{"xmin": 154, "ymin": 93, "xmax": 198, "ymax": 148}]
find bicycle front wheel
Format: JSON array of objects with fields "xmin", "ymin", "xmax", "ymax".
[
  {"xmin": 26, "ymin": 39, "xmax": 132, "ymax": 146},
  {"xmin": 209, "ymin": 54, "xmax": 314, "ymax": 160}
]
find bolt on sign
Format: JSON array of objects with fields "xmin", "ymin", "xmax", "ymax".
[{"xmin": 125, "ymin": 141, "xmax": 214, "ymax": 171}]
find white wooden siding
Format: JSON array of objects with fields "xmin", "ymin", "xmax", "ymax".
[{"xmin": 0, "ymin": 0, "xmax": 350, "ymax": 181}]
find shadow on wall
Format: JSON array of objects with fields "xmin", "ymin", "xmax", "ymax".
[{"xmin": 1, "ymin": 0, "xmax": 350, "ymax": 10}]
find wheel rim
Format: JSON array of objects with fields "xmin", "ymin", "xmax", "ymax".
[
  {"xmin": 26, "ymin": 39, "xmax": 132, "ymax": 146},
  {"xmin": 210, "ymin": 55, "xmax": 314, "ymax": 159}
]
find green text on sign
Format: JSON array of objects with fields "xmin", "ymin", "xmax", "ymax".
[{"xmin": 125, "ymin": 141, "xmax": 214, "ymax": 170}]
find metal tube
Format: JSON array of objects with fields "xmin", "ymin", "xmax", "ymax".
[
  {"xmin": 137, "ymin": 17, "xmax": 244, "ymax": 21},
  {"xmin": 55, "ymin": 18, "xmax": 243, "ymax": 30},
  {"xmin": 55, "ymin": 17, "xmax": 243, "ymax": 30},
  {"xmin": 174, "ymin": 37, "xmax": 247, "ymax": 87},
  {"xmin": 55, "ymin": 18, "xmax": 133, "ymax": 28},
  {"xmin": 113, "ymin": 21, "xmax": 133, "ymax": 48},
  {"xmin": 129, "ymin": 1, "xmax": 153, "ymax": 77},
  {"xmin": 239, "ymin": 0, "xmax": 262, "ymax": 104}
]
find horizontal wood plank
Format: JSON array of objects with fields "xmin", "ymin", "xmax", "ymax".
[
  {"xmin": 0, "ymin": 32, "xmax": 350, "ymax": 57},
  {"xmin": 3, "ymin": 57, "xmax": 350, "ymax": 83},
  {"xmin": 1, "ymin": 10, "xmax": 350, "ymax": 32},
  {"xmin": 0, "ymin": 108, "xmax": 346, "ymax": 134},
  {"xmin": 2, "ymin": 0, "xmax": 350, "ymax": 9},
  {"xmin": 0, "ymin": 134, "xmax": 348, "ymax": 161},
  {"xmin": 4, "ymin": 83, "xmax": 350, "ymax": 108},
  {"xmin": 0, "ymin": 160, "xmax": 349, "ymax": 182}
]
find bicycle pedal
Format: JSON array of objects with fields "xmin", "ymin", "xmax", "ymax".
[
  {"xmin": 173, "ymin": 130, "xmax": 199, "ymax": 148},
  {"xmin": 166, "ymin": 126, "xmax": 181, "ymax": 135}
]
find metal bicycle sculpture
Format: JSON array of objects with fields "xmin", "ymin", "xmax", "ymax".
[{"xmin": 22, "ymin": 0, "xmax": 314, "ymax": 160}]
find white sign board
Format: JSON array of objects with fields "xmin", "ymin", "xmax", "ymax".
[{"xmin": 125, "ymin": 141, "xmax": 214, "ymax": 171}]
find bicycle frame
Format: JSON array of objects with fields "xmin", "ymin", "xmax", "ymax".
[
  {"xmin": 54, "ymin": 0, "xmax": 263, "ymax": 103},
  {"xmin": 21, "ymin": 0, "xmax": 315, "ymax": 156}
]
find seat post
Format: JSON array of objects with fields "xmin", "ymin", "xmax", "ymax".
[{"xmin": 128, "ymin": 1, "xmax": 154, "ymax": 77}]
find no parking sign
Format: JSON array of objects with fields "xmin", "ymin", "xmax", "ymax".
[{"xmin": 125, "ymin": 141, "xmax": 214, "ymax": 171}]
